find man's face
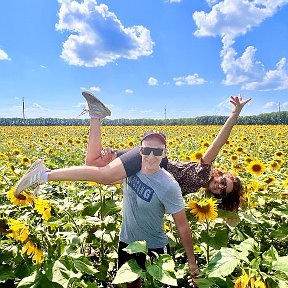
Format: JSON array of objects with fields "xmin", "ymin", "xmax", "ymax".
[
  {"xmin": 140, "ymin": 137, "xmax": 166, "ymax": 174},
  {"xmin": 208, "ymin": 174, "xmax": 234, "ymax": 197}
]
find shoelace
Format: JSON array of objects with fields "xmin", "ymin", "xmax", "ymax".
[{"xmin": 77, "ymin": 107, "xmax": 89, "ymax": 117}]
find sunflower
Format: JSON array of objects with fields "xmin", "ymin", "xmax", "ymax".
[
  {"xmin": 189, "ymin": 150, "xmax": 203, "ymax": 162},
  {"xmin": 188, "ymin": 198, "xmax": 218, "ymax": 222},
  {"xmin": 274, "ymin": 150, "xmax": 285, "ymax": 158},
  {"xmin": 263, "ymin": 175, "xmax": 276, "ymax": 186},
  {"xmin": 269, "ymin": 161, "xmax": 280, "ymax": 171},
  {"xmin": 7, "ymin": 219, "xmax": 29, "ymax": 243},
  {"xmin": 244, "ymin": 156, "xmax": 253, "ymax": 164},
  {"xmin": 230, "ymin": 155, "xmax": 239, "ymax": 162},
  {"xmin": 283, "ymin": 179, "xmax": 288, "ymax": 190},
  {"xmin": 234, "ymin": 273, "xmax": 250, "ymax": 288},
  {"xmin": 247, "ymin": 160, "xmax": 266, "ymax": 176},
  {"xmin": 22, "ymin": 241, "xmax": 43, "ymax": 263},
  {"xmin": 12, "ymin": 149, "xmax": 21, "ymax": 156},
  {"xmin": 6, "ymin": 187, "xmax": 34, "ymax": 206},
  {"xmin": 235, "ymin": 147, "xmax": 244, "ymax": 154},
  {"xmin": 21, "ymin": 156, "xmax": 30, "ymax": 165},
  {"xmin": 33, "ymin": 198, "xmax": 52, "ymax": 220}
]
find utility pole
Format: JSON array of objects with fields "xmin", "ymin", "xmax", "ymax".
[
  {"xmin": 22, "ymin": 97, "xmax": 25, "ymax": 119},
  {"xmin": 278, "ymin": 102, "xmax": 281, "ymax": 124},
  {"xmin": 164, "ymin": 105, "xmax": 167, "ymax": 121}
]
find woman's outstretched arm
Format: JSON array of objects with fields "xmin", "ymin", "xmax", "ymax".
[{"xmin": 201, "ymin": 95, "xmax": 251, "ymax": 164}]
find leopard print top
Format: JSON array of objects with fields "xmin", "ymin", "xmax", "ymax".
[{"xmin": 167, "ymin": 160, "xmax": 213, "ymax": 196}]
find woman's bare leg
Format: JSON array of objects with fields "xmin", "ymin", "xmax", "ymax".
[
  {"xmin": 48, "ymin": 158, "xmax": 127, "ymax": 184},
  {"xmin": 85, "ymin": 118, "xmax": 104, "ymax": 166}
]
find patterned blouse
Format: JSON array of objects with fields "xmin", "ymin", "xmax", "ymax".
[{"xmin": 167, "ymin": 160, "xmax": 213, "ymax": 196}]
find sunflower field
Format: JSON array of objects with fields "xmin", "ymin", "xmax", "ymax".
[{"xmin": 0, "ymin": 125, "xmax": 287, "ymax": 288}]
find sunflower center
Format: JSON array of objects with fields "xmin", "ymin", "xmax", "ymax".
[
  {"xmin": 196, "ymin": 203, "xmax": 211, "ymax": 213},
  {"xmin": 252, "ymin": 164, "xmax": 262, "ymax": 172}
]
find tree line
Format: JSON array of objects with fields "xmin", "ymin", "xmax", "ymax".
[{"xmin": 0, "ymin": 111, "xmax": 287, "ymax": 126}]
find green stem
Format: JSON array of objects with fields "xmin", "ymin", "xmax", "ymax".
[
  {"xmin": 205, "ymin": 219, "xmax": 210, "ymax": 264},
  {"xmin": 62, "ymin": 209, "xmax": 85, "ymax": 255}
]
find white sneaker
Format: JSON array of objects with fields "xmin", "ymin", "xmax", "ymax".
[
  {"xmin": 82, "ymin": 91, "xmax": 111, "ymax": 119},
  {"xmin": 14, "ymin": 159, "xmax": 48, "ymax": 198}
]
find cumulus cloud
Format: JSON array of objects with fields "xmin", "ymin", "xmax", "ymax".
[
  {"xmin": 0, "ymin": 49, "xmax": 11, "ymax": 61},
  {"xmin": 221, "ymin": 36, "xmax": 288, "ymax": 91},
  {"xmin": 148, "ymin": 77, "xmax": 158, "ymax": 86},
  {"xmin": 90, "ymin": 86, "xmax": 101, "ymax": 92},
  {"xmin": 262, "ymin": 101, "xmax": 276, "ymax": 109},
  {"xmin": 55, "ymin": 0, "xmax": 154, "ymax": 67},
  {"xmin": 193, "ymin": 0, "xmax": 288, "ymax": 39},
  {"xmin": 173, "ymin": 74, "xmax": 206, "ymax": 86},
  {"xmin": 125, "ymin": 89, "xmax": 134, "ymax": 94},
  {"xmin": 192, "ymin": 0, "xmax": 288, "ymax": 91}
]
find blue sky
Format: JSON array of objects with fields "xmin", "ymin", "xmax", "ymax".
[{"xmin": 0, "ymin": 0, "xmax": 288, "ymax": 119}]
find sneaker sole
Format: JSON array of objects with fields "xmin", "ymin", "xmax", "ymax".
[
  {"xmin": 82, "ymin": 91, "xmax": 111, "ymax": 116},
  {"xmin": 14, "ymin": 159, "xmax": 45, "ymax": 197}
]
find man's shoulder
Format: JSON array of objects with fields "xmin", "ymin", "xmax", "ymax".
[{"xmin": 159, "ymin": 169, "xmax": 181, "ymax": 189}]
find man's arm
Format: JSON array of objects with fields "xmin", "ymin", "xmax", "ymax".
[
  {"xmin": 202, "ymin": 95, "xmax": 251, "ymax": 164},
  {"xmin": 172, "ymin": 209, "xmax": 199, "ymax": 278}
]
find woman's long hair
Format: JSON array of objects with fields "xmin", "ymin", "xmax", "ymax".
[{"xmin": 207, "ymin": 169, "xmax": 243, "ymax": 212}]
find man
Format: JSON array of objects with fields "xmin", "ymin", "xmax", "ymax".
[{"xmin": 118, "ymin": 130, "xmax": 199, "ymax": 287}]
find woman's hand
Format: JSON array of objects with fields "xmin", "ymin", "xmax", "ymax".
[
  {"xmin": 100, "ymin": 147, "xmax": 117, "ymax": 163},
  {"xmin": 230, "ymin": 95, "xmax": 252, "ymax": 115}
]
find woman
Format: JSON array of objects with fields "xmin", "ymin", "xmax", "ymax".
[{"xmin": 14, "ymin": 91, "xmax": 251, "ymax": 212}]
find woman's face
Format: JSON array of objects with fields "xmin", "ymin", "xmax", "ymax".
[{"xmin": 208, "ymin": 174, "xmax": 234, "ymax": 196}]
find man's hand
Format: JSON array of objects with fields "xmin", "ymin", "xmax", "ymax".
[{"xmin": 188, "ymin": 262, "xmax": 199, "ymax": 287}]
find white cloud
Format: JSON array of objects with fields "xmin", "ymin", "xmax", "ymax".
[
  {"xmin": 0, "ymin": 49, "xmax": 11, "ymax": 61},
  {"xmin": 90, "ymin": 86, "xmax": 101, "ymax": 92},
  {"xmin": 148, "ymin": 77, "xmax": 158, "ymax": 86},
  {"xmin": 221, "ymin": 37, "xmax": 288, "ymax": 91},
  {"xmin": 193, "ymin": 0, "xmax": 288, "ymax": 39},
  {"xmin": 56, "ymin": 0, "xmax": 154, "ymax": 67},
  {"xmin": 192, "ymin": 0, "xmax": 288, "ymax": 91},
  {"xmin": 40, "ymin": 65, "xmax": 47, "ymax": 69},
  {"xmin": 173, "ymin": 74, "xmax": 206, "ymax": 86},
  {"xmin": 169, "ymin": 0, "xmax": 182, "ymax": 3},
  {"xmin": 262, "ymin": 101, "xmax": 276, "ymax": 109},
  {"xmin": 282, "ymin": 102, "xmax": 288, "ymax": 109},
  {"xmin": 125, "ymin": 89, "xmax": 134, "ymax": 93}
]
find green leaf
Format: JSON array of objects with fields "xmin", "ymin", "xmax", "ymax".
[
  {"xmin": 73, "ymin": 258, "xmax": 98, "ymax": 275},
  {"xmin": 206, "ymin": 248, "xmax": 247, "ymax": 277},
  {"xmin": 112, "ymin": 259, "xmax": 145, "ymax": 284},
  {"xmin": 146, "ymin": 254, "xmax": 177, "ymax": 286},
  {"xmin": 200, "ymin": 228, "xmax": 228, "ymax": 250},
  {"xmin": 52, "ymin": 260, "xmax": 82, "ymax": 288},
  {"xmin": 82, "ymin": 203, "xmax": 100, "ymax": 216},
  {"xmin": 0, "ymin": 264, "xmax": 14, "ymax": 281},
  {"xmin": 273, "ymin": 256, "xmax": 288, "ymax": 276},
  {"xmin": 271, "ymin": 204, "xmax": 288, "ymax": 219},
  {"xmin": 270, "ymin": 225, "xmax": 288, "ymax": 240},
  {"xmin": 123, "ymin": 241, "xmax": 148, "ymax": 255},
  {"xmin": 262, "ymin": 246, "xmax": 278, "ymax": 268},
  {"xmin": 17, "ymin": 271, "xmax": 42, "ymax": 288},
  {"xmin": 236, "ymin": 238, "xmax": 258, "ymax": 253},
  {"xmin": 194, "ymin": 278, "xmax": 215, "ymax": 288}
]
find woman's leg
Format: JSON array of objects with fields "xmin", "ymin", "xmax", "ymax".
[
  {"xmin": 48, "ymin": 158, "xmax": 126, "ymax": 184},
  {"xmin": 85, "ymin": 118, "xmax": 114, "ymax": 166}
]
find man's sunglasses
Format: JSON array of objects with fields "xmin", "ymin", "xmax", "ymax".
[{"xmin": 140, "ymin": 147, "xmax": 164, "ymax": 156}]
